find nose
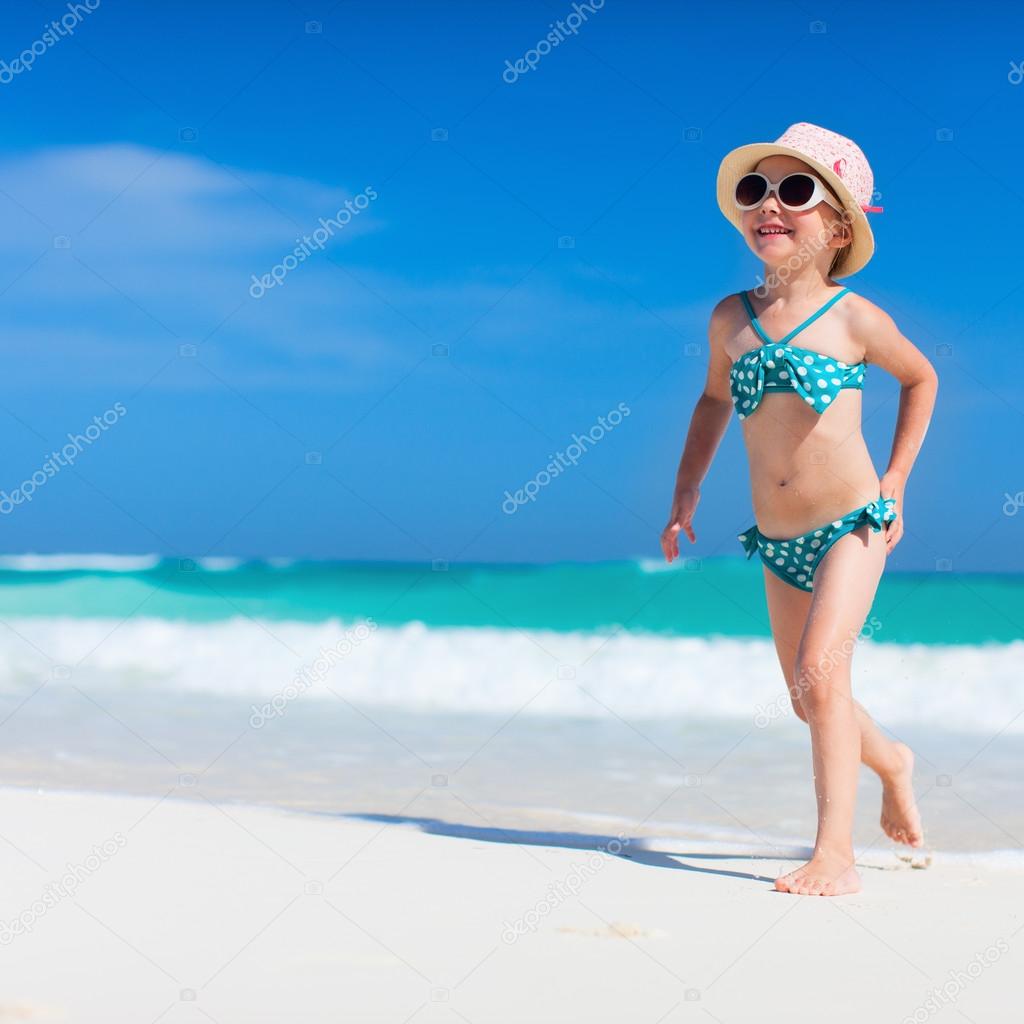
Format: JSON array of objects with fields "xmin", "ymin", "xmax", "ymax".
[{"xmin": 758, "ymin": 185, "xmax": 781, "ymax": 214}]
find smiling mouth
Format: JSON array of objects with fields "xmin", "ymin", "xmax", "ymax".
[{"xmin": 757, "ymin": 226, "xmax": 793, "ymax": 236}]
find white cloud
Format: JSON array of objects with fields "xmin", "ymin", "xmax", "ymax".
[
  {"xmin": 0, "ymin": 142, "xmax": 378, "ymax": 252},
  {"xmin": 0, "ymin": 143, "xmax": 697, "ymax": 391}
]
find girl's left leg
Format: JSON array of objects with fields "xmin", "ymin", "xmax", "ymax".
[
  {"xmin": 762, "ymin": 570, "xmax": 923, "ymax": 849},
  {"xmin": 774, "ymin": 524, "xmax": 888, "ymax": 896}
]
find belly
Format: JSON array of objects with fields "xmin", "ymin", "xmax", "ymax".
[{"xmin": 741, "ymin": 391, "xmax": 880, "ymax": 537}]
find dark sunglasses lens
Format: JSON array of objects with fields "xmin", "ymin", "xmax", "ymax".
[
  {"xmin": 735, "ymin": 174, "xmax": 767, "ymax": 207},
  {"xmin": 778, "ymin": 174, "xmax": 816, "ymax": 207}
]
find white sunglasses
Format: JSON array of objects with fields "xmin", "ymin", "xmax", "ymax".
[{"xmin": 733, "ymin": 171, "xmax": 844, "ymax": 214}]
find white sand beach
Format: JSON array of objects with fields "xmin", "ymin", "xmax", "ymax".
[{"xmin": 0, "ymin": 786, "xmax": 1020, "ymax": 1023}]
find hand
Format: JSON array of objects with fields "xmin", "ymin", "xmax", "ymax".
[
  {"xmin": 660, "ymin": 485, "xmax": 699, "ymax": 563},
  {"xmin": 879, "ymin": 470, "xmax": 905, "ymax": 554}
]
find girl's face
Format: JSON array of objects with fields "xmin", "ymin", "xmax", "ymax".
[{"xmin": 739, "ymin": 155, "xmax": 850, "ymax": 270}]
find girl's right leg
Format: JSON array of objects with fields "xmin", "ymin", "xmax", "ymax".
[{"xmin": 762, "ymin": 567, "xmax": 923, "ymax": 847}]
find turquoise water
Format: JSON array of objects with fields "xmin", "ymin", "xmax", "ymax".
[
  {"xmin": 0, "ymin": 556, "xmax": 1020, "ymax": 643},
  {"xmin": 0, "ymin": 555, "xmax": 1020, "ymax": 857}
]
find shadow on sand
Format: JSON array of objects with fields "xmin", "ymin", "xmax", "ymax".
[{"xmin": 340, "ymin": 812, "xmax": 816, "ymax": 885}]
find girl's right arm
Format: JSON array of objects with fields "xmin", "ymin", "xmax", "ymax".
[{"xmin": 660, "ymin": 297, "xmax": 736, "ymax": 563}]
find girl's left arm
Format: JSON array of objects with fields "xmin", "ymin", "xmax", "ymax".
[{"xmin": 849, "ymin": 297, "xmax": 939, "ymax": 552}]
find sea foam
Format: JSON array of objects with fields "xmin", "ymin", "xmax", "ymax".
[{"xmin": 1, "ymin": 616, "xmax": 1021, "ymax": 736}]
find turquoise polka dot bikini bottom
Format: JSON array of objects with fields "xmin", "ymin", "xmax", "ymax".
[{"xmin": 738, "ymin": 496, "xmax": 897, "ymax": 593}]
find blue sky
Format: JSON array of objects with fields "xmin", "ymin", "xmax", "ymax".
[{"xmin": 0, "ymin": 0, "xmax": 1022, "ymax": 571}]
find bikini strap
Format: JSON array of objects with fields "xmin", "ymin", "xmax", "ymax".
[
  {"xmin": 740, "ymin": 287, "xmax": 851, "ymax": 347},
  {"xmin": 779, "ymin": 287, "xmax": 851, "ymax": 345},
  {"xmin": 738, "ymin": 291, "xmax": 775, "ymax": 346}
]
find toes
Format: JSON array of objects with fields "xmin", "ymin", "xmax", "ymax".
[
  {"xmin": 777, "ymin": 864, "xmax": 854, "ymax": 896},
  {"xmin": 882, "ymin": 816, "xmax": 920, "ymax": 846},
  {"xmin": 775, "ymin": 868, "xmax": 805, "ymax": 891}
]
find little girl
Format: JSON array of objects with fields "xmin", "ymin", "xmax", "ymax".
[{"xmin": 661, "ymin": 123, "xmax": 938, "ymax": 896}]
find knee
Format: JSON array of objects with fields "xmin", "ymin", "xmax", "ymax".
[
  {"xmin": 793, "ymin": 653, "xmax": 844, "ymax": 716},
  {"xmin": 786, "ymin": 685, "xmax": 809, "ymax": 723}
]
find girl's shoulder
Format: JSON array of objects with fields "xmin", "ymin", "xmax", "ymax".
[
  {"xmin": 708, "ymin": 290, "xmax": 748, "ymax": 330},
  {"xmin": 837, "ymin": 289, "xmax": 899, "ymax": 346}
]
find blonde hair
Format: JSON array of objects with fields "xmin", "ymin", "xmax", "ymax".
[{"xmin": 824, "ymin": 185, "xmax": 853, "ymax": 277}]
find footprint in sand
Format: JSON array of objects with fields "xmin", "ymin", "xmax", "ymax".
[
  {"xmin": 897, "ymin": 850, "xmax": 933, "ymax": 870},
  {"xmin": 0, "ymin": 1005, "xmax": 60, "ymax": 1022}
]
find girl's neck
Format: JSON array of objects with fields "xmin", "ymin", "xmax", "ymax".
[{"xmin": 753, "ymin": 263, "xmax": 839, "ymax": 304}]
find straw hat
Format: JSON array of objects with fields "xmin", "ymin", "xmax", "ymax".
[{"xmin": 716, "ymin": 122, "xmax": 883, "ymax": 278}]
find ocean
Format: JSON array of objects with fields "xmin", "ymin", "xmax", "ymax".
[{"xmin": 1, "ymin": 555, "xmax": 1022, "ymax": 866}]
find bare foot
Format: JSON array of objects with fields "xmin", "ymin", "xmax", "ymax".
[
  {"xmin": 880, "ymin": 742, "xmax": 924, "ymax": 847},
  {"xmin": 774, "ymin": 850, "xmax": 861, "ymax": 896}
]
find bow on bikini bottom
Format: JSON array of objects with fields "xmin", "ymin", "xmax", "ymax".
[{"xmin": 738, "ymin": 496, "xmax": 898, "ymax": 593}]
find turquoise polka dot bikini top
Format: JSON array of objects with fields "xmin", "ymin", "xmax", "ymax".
[{"xmin": 730, "ymin": 287, "xmax": 865, "ymax": 420}]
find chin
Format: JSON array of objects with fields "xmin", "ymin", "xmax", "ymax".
[{"xmin": 750, "ymin": 238, "xmax": 797, "ymax": 258}]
